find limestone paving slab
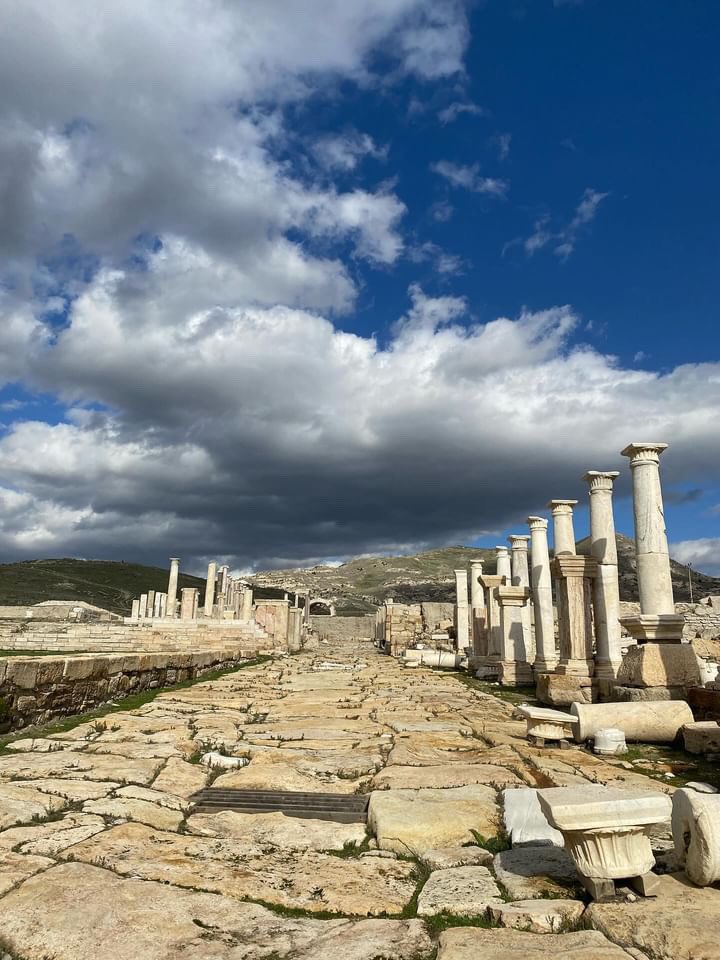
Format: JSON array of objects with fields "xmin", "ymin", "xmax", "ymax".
[
  {"xmin": 493, "ymin": 846, "xmax": 578, "ymax": 899},
  {"xmin": 372, "ymin": 762, "xmax": 522, "ymax": 790},
  {"xmin": 488, "ymin": 898, "xmax": 586, "ymax": 933},
  {"xmin": 59, "ymin": 821, "xmax": 419, "ymax": 915},
  {"xmin": 437, "ymin": 927, "xmax": 635, "ymax": 959},
  {"xmin": 416, "ymin": 865, "xmax": 503, "ymax": 916},
  {"xmin": 0, "ymin": 862, "xmax": 433, "ymax": 960},
  {"xmin": 0, "ymin": 851, "xmax": 54, "ymax": 897},
  {"xmin": 368, "ymin": 785, "xmax": 500, "ymax": 855},
  {"xmin": 186, "ymin": 809, "xmax": 368, "ymax": 851}
]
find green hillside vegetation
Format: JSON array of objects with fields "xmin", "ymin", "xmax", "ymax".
[{"xmin": 0, "ymin": 559, "xmax": 285, "ymax": 616}]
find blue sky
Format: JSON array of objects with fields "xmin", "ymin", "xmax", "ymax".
[{"xmin": 0, "ymin": 0, "xmax": 718, "ymax": 575}]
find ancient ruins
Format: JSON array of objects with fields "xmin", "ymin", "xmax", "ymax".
[{"xmin": 0, "ymin": 439, "xmax": 719, "ymax": 960}]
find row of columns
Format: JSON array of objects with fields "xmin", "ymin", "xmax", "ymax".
[{"xmin": 456, "ymin": 441, "xmax": 678, "ymax": 686}]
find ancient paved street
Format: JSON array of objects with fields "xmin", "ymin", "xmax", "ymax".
[{"xmin": 0, "ymin": 643, "xmax": 716, "ymax": 960}]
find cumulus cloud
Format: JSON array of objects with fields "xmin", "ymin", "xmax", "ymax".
[
  {"xmin": 1, "ymin": 261, "xmax": 719, "ymax": 570},
  {"xmin": 438, "ymin": 101, "xmax": 486, "ymax": 124},
  {"xmin": 670, "ymin": 539, "xmax": 720, "ymax": 577},
  {"xmin": 312, "ymin": 132, "xmax": 388, "ymax": 172},
  {"xmin": 430, "ymin": 160, "xmax": 508, "ymax": 196}
]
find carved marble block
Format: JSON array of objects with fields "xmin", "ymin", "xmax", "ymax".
[
  {"xmin": 672, "ymin": 788, "xmax": 720, "ymax": 886},
  {"xmin": 515, "ymin": 704, "xmax": 575, "ymax": 743},
  {"xmin": 538, "ymin": 785, "xmax": 671, "ymax": 899}
]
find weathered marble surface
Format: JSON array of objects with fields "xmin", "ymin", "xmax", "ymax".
[{"xmin": 0, "ymin": 641, "xmax": 716, "ymax": 959}]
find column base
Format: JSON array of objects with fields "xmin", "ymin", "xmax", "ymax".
[
  {"xmin": 537, "ymin": 672, "xmax": 597, "ymax": 707},
  {"xmin": 533, "ymin": 657, "xmax": 558, "ymax": 675},
  {"xmin": 498, "ymin": 660, "xmax": 534, "ymax": 686},
  {"xmin": 555, "ymin": 659, "xmax": 594, "ymax": 678},
  {"xmin": 593, "ymin": 659, "xmax": 622, "ymax": 681}
]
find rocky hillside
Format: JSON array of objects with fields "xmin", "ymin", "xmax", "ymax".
[
  {"xmin": 0, "ymin": 559, "xmax": 285, "ymax": 616},
  {"xmin": 252, "ymin": 536, "xmax": 720, "ymax": 614}
]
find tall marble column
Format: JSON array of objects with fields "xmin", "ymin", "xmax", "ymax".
[
  {"xmin": 454, "ymin": 568, "xmax": 470, "ymax": 654},
  {"xmin": 469, "ymin": 560, "xmax": 486, "ymax": 657},
  {"xmin": 620, "ymin": 442, "xmax": 684, "ymax": 642},
  {"xmin": 495, "ymin": 546, "xmax": 512, "ymax": 580},
  {"xmin": 527, "ymin": 517, "xmax": 557, "ymax": 673},
  {"xmin": 548, "ymin": 500, "xmax": 578, "ymax": 555},
  {"xmin": 204, "ymin": 561, "xmax": 218, "ymax": 617},
  {"xmin": 219, "ymin": 565, "xmax": 230, "ymax": 598},
  {"xmin": 166, "ymin": 558, "xmax": 180, "ymax": 619},
  {"xmin": 583, "ymin": 471, "xmax": 622, "ymax": 678},
  {"xmin": 509, "ymin": 535, "xmax": 534, "ymax": 664}
]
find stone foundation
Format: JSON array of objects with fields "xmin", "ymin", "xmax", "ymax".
[
  {"xmin": 0, "ymin": 648, "xmax": 262, "ymax": 732},
  {"xmin": 310, "ymin": 615, "xmax": 375, "ymax": 642},
  {"xmin": 536, "ymin": 673, "xmax": 596, "ymax": 706}
]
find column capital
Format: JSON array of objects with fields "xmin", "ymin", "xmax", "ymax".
[
  {"xmin": 495, "ymin": 545, "xmax": 510, "ymax": 556},
  {"xmin": 583, "ymin": 470, "xmax": 620, "ymax": 492},
  {"xmin": 527, "ymin": 516, "xmax": 548, "ymax": 531},
  {"xmin": 169, "ymin": 557, "xmax": 180, "ymax": 563},
  {"xmin": 547, "ymin": 499, "xmax": 578, "ymax": 514},
  {"xmin": 508, "ymin": 535, "xmax": 531, "ymax": 547},
  {"xmin": 470, "ymin": 559, "xmax": 484, "ymax": 569},
  {"xmin": 621, "ymin": 442, "xmax": 668, "ymax": 465}
]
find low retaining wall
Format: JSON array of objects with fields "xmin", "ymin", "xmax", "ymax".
[
  {"xmin": 309, "ymin": 615, "xmax": 375, "ymax": 641},
  {"xmin": 0, "ymin": 619, "xmax": 274, "ymax": 655},
  {"xmin": 0, "ymin": 647, "xmax": 262, "ymax": 733}
]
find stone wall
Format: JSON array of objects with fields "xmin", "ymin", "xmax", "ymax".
[
  {"xmin": 309, "ymin": 615, "xmax": 375, "ymax": 641},
  {"xmin": 377, "ymin": 601, "xmax": 455, "ymax": 656},
  {"xmin": 0, "ymin": 618, "xmax": 275, "ymax": 655},
  {"xmin": 0, "ymin": 648, "xmax": 259, "ymax": 733}
]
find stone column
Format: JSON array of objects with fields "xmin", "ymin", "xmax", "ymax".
[
  {"xmin": 583, "ymin": 471, "xmax": 622, "ymax": 679},
  {"xmin": 509, "ymin": 535, "xmax": 534, "ymax": 664},
  {"xmin": 139, "ymin": 594, "xmax": 148, "ymax": 619},
  {"xmin": 241, "ymin": 586, "xmax": 253, "ymax": 621},
  {"xmin": 469, "ymin": 560, "xmax": 486, "ymax": 657},
  {"xmin": 528, "ymin": 517, "xmax": 557, "ymax": 673},
  {"xmin": 495, "ymin": 584, "xmax": 533, "ymax": 685},
  {"xmin": 548, "ymin": 500, "xmax": 578, "ymax": 555},
  {"xmin": 478, "ymin": 573, "xmax": 506, "ymax": 674},
  {"xmin": 147, "ymin": 590, "xmax": 156, "ymax": 619},
  {"xmin": 153, "ymin": 592, "xmax": 162, "ymax": 618},
  {"xmin": 552, "ymin": 554, "xmax": 597, "ymax": 677},
  {"xmin": 621, "ymin": 442, "xmax": 675, "ymax": 618},
  {"xmin": 495, "ymin": 546, "xmax": 512, "ymax": 580},
  {"xmin": 158, "ymin": 593, "xmax": 167, "ymax": 618},
  {"xmin": 454, "ymin": 568, "xmax": 470, "ymax": 654},
  {"xmin": 219, "ymin": 565, "xmax": 229, "ymax": 598},
  {"xmin": 180, "ymin": 587, "xmax": 198, "ymax": 620},
  {"xmin": 216, "ymin": 592, "xmax": 226, "ymax": 617},
  {"xmin": 167, "ymin": 558, "xmax": 180, "ymax": 619},
  {"xmin": 131, "ymin": 598, "xmax": 140, "ymax": 619}
]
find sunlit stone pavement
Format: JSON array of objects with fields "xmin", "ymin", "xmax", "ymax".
[{"xmin": 0, "ymin": 641, "xmax": 716, "ymax": 960}]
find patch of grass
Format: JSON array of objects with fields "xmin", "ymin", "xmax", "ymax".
[
  {"xmin": 620, "ymin": 742, "xmax": 720, "ymax": 792},
  {"xmin": 452, "ymin": 672, "xmax": 538, "ymax": 706},
  {"xmin": 323, "ymin": 836, "xmax": 373, "ymax": 859},
  {"xmin": 0, "ymin": 649, "xmax": 85, "ymax": 658},
  {"xmin": 0, "ymin": 656, "xmax": 272, "ymax": 752},
  {"xmin": 470, "ymin": 829, "xmax": 510, "ymax": 855},
  {"xmin": 422, "ymin": 912, "xmax": 498, "ymax": 933}
]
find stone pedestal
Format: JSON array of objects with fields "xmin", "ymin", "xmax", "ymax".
[
  {"xmin": 538, "ymin": 786, "xmax": 672, "ymax": 900},
  {"xmin": 495, "ymin": 585, "xmax": 533, "ymax": 685},
  {"xmin": 180, "ymin": 587, "xmax": 199, "ymax": 620},
  {"xmin": 552, "ymin": 555, "xmax": 597, "ymax": 677},
  {"xmin": 537, "ymin": 672, "xmax": 595, "ymax": 707}
]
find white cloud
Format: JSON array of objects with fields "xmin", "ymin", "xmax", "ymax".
[
  {"xmin": 670, "ymin": 539, "xmax": 720, "ymax": 578},
  {"xmin": 430, "ymin": 160, "xmax": 508, "ymax": 196},
  {"xmin": 312, "ymin": 132, "xmax": 388, "ymax": 172},
  {"xmin": 438, "ymin": 101, "xmax": 486, "ymax": 124},
  {"xmin": 516, "ymin": 187, "xmax": 609, "ymax": 260}
]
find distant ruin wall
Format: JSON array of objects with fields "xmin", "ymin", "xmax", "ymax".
[
  {"xmin": 309, "ymin": 615, "xmax": 375, "ymax": 641},
  {"xmin": 0, "ymin": 648, "xmax": 259, "ymax": 733}
]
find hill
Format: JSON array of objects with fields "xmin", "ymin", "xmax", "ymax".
[
  {"xmin": 0, "ymin": 558, "xmax": 286, "ymax": 616},
  {"xmin": 252, "ymin": 536, "xmax": 720, "ymax": 614}
]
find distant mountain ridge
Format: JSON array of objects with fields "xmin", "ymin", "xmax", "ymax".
[
  {"xmin": 0, "ymin": 538, "xmax": 716, "ymax": 617},
  {"xmin": 251, "ymin": 535, "xmax": 720, "ymax": 614}
]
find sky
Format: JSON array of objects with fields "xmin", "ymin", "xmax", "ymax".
[{"xmin": 0, "ymin": 0, "xmax": 718, "ymax": 577}]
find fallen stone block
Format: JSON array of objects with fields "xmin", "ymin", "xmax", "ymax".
[
  {"xmin": 503, "ymin": 787, "xmax": 564, "ymax": 848},
  {"xmin": 416, "ymin": 865, "xmax": 502, "ymax": 916},
  {"xmin": 488, "ymin": 897, "xmax": 585, "ymax": 933}
]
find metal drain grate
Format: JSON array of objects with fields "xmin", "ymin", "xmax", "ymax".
[{"xmin": 189, "ymin": 788, "xmax": 369, "ymax": 823}]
